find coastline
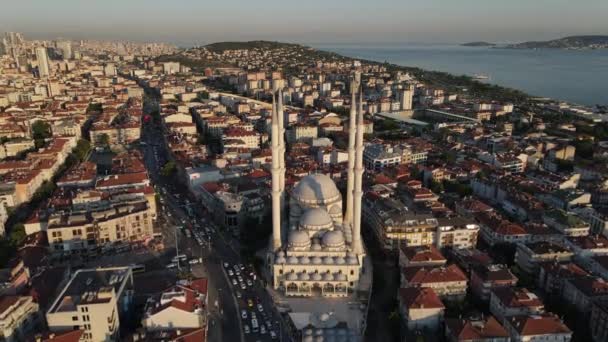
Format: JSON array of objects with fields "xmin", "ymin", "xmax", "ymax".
[{"xmin": 311, "ymin": 43, "xmax": 607, "ymax": 106}]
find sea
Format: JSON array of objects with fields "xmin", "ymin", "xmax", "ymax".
[{"xmin": 312, "ymin": 43, "xmax": 608, "ymax": 106}]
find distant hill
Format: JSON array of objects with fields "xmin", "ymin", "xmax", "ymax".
[
  {"xmin": 204, "ymin": 40, "xmax": 302, "ymax": 52},
  {"xmin": 461, "ymin": 41, "xmax": 496, "ymax": 47},
  {"xmin": 505, "ymin": 35, "xmax": 608, "ymax": 49}
]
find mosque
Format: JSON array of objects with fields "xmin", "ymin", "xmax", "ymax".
[{"xmin": 268, "ymin": 74, "xmax": 367, "ymax": 298}]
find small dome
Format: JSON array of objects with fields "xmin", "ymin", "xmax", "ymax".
[
  {"xmin": 276, "ymin": 251, "xmax": 285, "ymax": 258},
  {"xmin": 292, "ymin": 174, "xmax": 341, "ymax": 204},
  {"xmin": 300, "ymin": 208, "xmax": 334, "ymax": 230},
  {"xmin": 305, "ymin": 329, "xmax": 314, "ymax": 336},
  {"xmin": 313, "ymin": 273, "xmax": 323, "ymax": 281},
  {"xmin": 303, "ymin": 336, "xmax": 314, "ymax": 342},
  {"xmin": 287, "ymin": 272, "xmax": 298, "ymax": 281},
  {"xmin": 311, "ymin": 243, "xmax": 323, "ymax": 251},
  {"xmin": 322, "ymin": 230, "xmax": 345, "ymax": 248},
  {"xmin": 337, "ymin": 273, "xmax": 347, "ymax": 281},
  {"xmin": 276, "ymin": 256, "xmax": 287, "ymax": 264},
  {"xmin": 288, "ymin": 256, "xmax": 299, "ymax": 264},
  {"xmin": 347, "ymin": 256, "xmax": 358, "ymax": 265},
  {"xmin": 329, "ymin": 205, "xmax": 342, "ymax": 216},
  {"xmin": 312, "ymin": 256, "xmax": 323, "ymax": 264},
  {"xmin": 299, "ymin": 272, "xmax": 311, "ymax": 281},
  {"xmin": 323, "ymin": 256, "xmax": 334, "ymax": 264},
  {"xmin": 300, "ymin": 256, "xmax": 310, "ymax": 264},
  {"xmin": 288, "ymin": 230, "xmax": 311, "ymax": 248},
  {"xmin": 322, "ymin": 272, "xmax": 333, "ymax": 281},
  {"xmin": 335, "ymin": 257, "xmax": 346, "ymax": 265},
  {"xmin": 315, "ymin": 329, "xmax": 324, "ymax": 336}
]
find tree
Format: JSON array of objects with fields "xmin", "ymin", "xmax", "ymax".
[
  {"xmin": 98, "ymin": 133, "xmax": 110, "ymax": 147},
  {"xmin": 73, "ymin": 139, "xmax": 91, "ymax": 161},
  {"xmin": 9, "ymin": 224, "xmax": 26, "ymax": 246},
  {"xmin": 430, "ymin": 180, "xmax": 444, "ymax": 194},
  {"xmin": 31, "ymin": 120, "xmax": 52, "ymax": 148},
  {"xmin": 160, "ymin": 161, "xmax": 177, "ymax": 177}
]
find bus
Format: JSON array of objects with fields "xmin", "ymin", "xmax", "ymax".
[
  {"xmin": 131, "ymin": 264, "xmax": 146, "ymax": 274},
  {"xmin": 251, "ymin": 319, "xmax": 259, "ymax": 333},
  {"xmin": 172, "ymin": 254, "xmax": 188, "ymax": 263}
]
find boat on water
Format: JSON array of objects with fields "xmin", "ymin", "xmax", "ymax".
[{"xmin": 472, "ymin": 73, "xmax": 489, "ymax": 80}]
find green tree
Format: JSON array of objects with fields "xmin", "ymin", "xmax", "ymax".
[
  {"xmin": 9, "ymin": 224, "xmax": 26, "ymax": 246},
  {"xmin": 73, "ymin": 139, "xmax": 92, "ymax": 161},
  {"xmin": 160, "ymin": 161, "xmax": 177, "ymax": 177},
  {"xmin": 97, "ymin": 133, "xmax": 110, "ymax": 147},
  {"xmin": 31, "ymin": 120, "xmax": 52, "ymax": 148},
  {"xmin": 430, "ymin": 180, "xmax": 444, "ymax": 194}
]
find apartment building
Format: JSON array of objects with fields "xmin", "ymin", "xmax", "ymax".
[
  {"xmin": 489, "ymin": 287, "xmax": 544, "ymax": 323},
  {"xmin": 363, "ymin": 195, "xmax": 437, "ymax": 250},
  {"xmin": 398, "ymin": 287, "xmax": 445, "ymax": 332},
  {"xmin": 142, "ymin": 278, "xmax": 208, "ymax": 331},
  {"xmin": 0, "ymin": 296, "xmax": 40, "ymax": 342},
  {"xmin": 515, "ymin": 242, "xmax": 574, "ymax": 275},
  {"xmin": 401, "ymin": 264, "xmax": 468, "ymax": 301},
  {"xmin": 46, "ymin": 267, "xmax": 134, "ymax": 342},
  {"xmin": 470, "ymin": 264, "xmax": 518, "ymax": 301}
]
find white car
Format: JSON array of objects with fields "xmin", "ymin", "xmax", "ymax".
[
  {"xmin": 188, "ymin": 258, "xmax": 201, "ymax": 265},
  {"xmin": 231, "ymin": 279, "xmax": 237, "ymax": 286},
  {"xmin": 257, "ymin": 304, "xmax": 264, "ymax": 312},
  {"xmin": 243, "ymin": 325, "xmax": 250, "ymax": 334},
  {"xmin": 241, "ymin": 310, "xmax": 247, "ymax": 319},
  {"xmin": 223, "ymin": 262, "xmax": 229, "ymax": 268},
  {"xmin": 260, "ymin": 325, "xmax": 267, "ymax": 334},
  {"xmin": 228, "ymin": 270, "xmax": 234, "ymax": 276},
  {"xmin": 270, "ymin": 331, "xmax": 277, "ymax": 339},
  {"xmin": 166, "ymin": 263, "xmax": 177, "ymax": 269},
  {"xmin": 247, "ymin": 279, "xmax": 253, "ymax": 286}
]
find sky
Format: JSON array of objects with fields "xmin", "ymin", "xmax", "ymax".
[{"xmin": 1, "ymin": 0, "xmax": 607, "ymax": 46}]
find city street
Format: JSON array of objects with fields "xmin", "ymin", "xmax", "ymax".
[{"xmin": 139, "ymin": 94, "xmax": 291, "ymax": 342}]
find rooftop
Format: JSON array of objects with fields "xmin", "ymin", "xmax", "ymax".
[{"xmin": 48, "ymin": 267, "xmax": 132, "ymax": 314}]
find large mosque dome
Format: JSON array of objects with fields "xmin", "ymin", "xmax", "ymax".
[{"xmin": 292, "ymin": 174, "xmax": 341, "ymax": 205}]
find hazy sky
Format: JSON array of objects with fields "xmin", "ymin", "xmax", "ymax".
[{"xmin": 1, "ymin": 0, "xmax": 607, "ymax": 46}]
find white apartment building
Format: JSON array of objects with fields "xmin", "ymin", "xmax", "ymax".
[{"xmin": 46, "ymin": 267, "xmax": 134, "ymax": 342}]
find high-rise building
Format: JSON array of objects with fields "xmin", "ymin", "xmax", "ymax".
[
  {"xmin": 35, "ymin": 46, "xmax": 50, "ymax": 78},
  {"xmin": 399, "ymin": 85, "xmax": 414, "ymax": 111},
  {"xmin": 56, "ymin": 40, "xmax": 72, "ymax": 59}
]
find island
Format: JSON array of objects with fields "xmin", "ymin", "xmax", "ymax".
[
  {"xmin": 504, "ymin": 35, "xmax": 608, "ymax": 49},
  {"xmin": 461, "ymin": 41, "xmax": 496, "ymax": 47}
]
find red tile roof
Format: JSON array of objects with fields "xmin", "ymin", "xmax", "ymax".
[
  {"xmin": 492, "ymin": 287, "xmax": 544, "ymax": 309},
  {"xmin": 508, "ymin": 314, "xmax": 571, "ymax": 336},
  {"xmin": 446, "ymin": 316, "xmax": 509, "ymax": 340},
  {"xmin": 402, "ymin": 264, "xmax": 467, "ymax": 284},
  {"xmin": 399, "ymin": 287, "xmax": 444, "ymax": 309}
]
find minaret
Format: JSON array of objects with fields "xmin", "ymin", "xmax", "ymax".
[
  {"xmin": 271, "ymin": 92, "xmax": 282, "ymax": 251},
  {"xmin": 352, "ymin": 87, "xmax": 365, "ymax": 254},
  {"xmin": 277, "ymin": 89, "xmax": 286, "ymax": 196},
  {"xmin": 344, "ymin": 76, "xmax": 358, "ymax": 225}
]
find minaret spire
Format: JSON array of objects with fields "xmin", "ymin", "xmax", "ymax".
[
  {"xmin": 352, "ymin": 86, "xmax": 364, "ymax": 254},
  {"xmin": 271, "ymin": 92, "xmax": 282, "ymax": 251},
  {"xmin": 344, "ymin": 75, "xmax": 358, "ymax": 225},
  {"xmin": 277, "ymin": 89, "xmax": 286, "ymax": 196}
]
